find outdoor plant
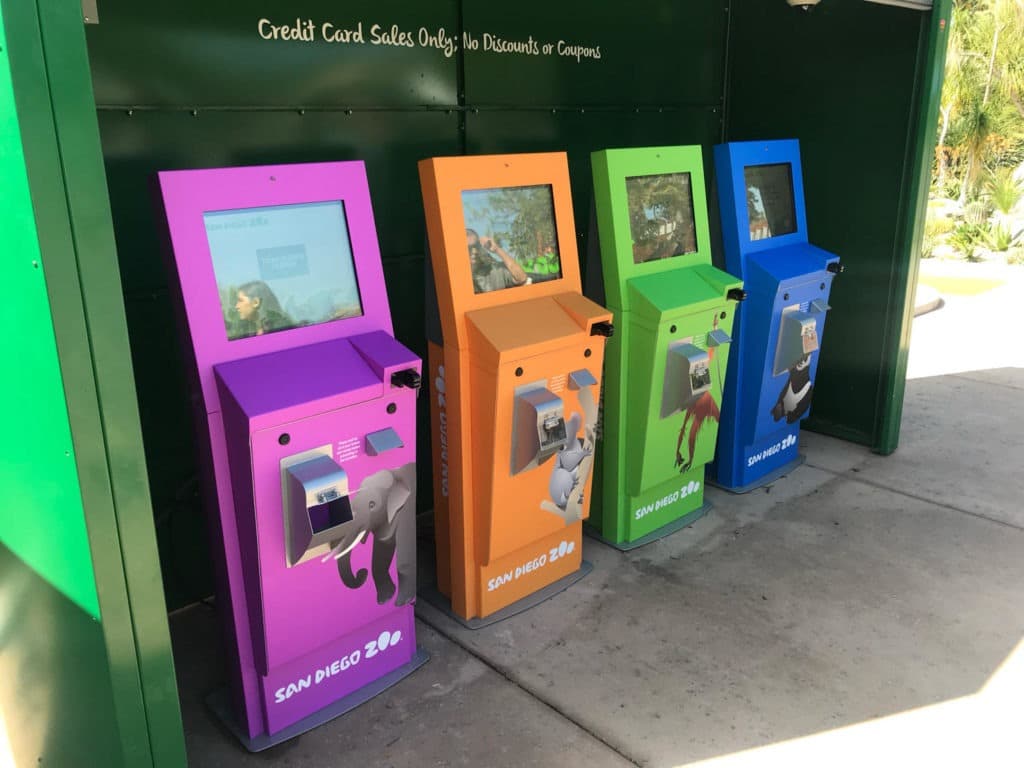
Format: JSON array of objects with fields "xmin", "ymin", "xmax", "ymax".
[
  {"xmin": 985, "ymin": 221, "xmax": 1022, "ymax": 251},
  {"xmin": 948, "ymin": 221, "xmax": 989, "ymax": 260},
  {"xmin": 962, "ymin": 198, "xmax": 992, "ymax": 226},
  {"xmin": 932, "ymin": 0, "xmax": 1024, "ymax": 262},
  {"xmin": 921, "ymin": 214, "xmax": 956, "ymax": 258},
  {"xmin": 986, "ymin": 165, "xmax": 1023, "ymax": 216}
]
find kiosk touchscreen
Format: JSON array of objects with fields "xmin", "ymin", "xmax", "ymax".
[
  {"xmin": 157, "ymin": 162, "xmax": 427, "ymax": 750},
  {"xmin": 710, "ymin": 140, "xmax": 844, "ymax": 492},
  {"xmin": 419, "ymin": 153, "xmax": 614, "ymax": 625},
  {"xmin": 586, "ymin": 146, "xmax": 745, "ymax": 549}
]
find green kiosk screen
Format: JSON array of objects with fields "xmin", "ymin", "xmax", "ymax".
[{"xmin": 625, "ymin": 172, "xmax": 698, "ymax": 264}]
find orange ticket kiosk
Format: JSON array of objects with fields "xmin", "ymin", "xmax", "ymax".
[{"xmin": 419, "ymin": 153, "xmax": 614, "ymax": 626}]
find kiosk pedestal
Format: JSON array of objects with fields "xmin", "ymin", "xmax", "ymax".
[
  {"xmin": 709, "ymin": 140, "xmax": 843, "ymax": 493},
  {"xmin": 157, "ymin": 162, "xmax": 427, "ymax": 749},
  {"xmin": 419, "ymin": 153, "xmax": 613, "ymax": 626},
  {"xmin": 586, "ymin": 146, "xmax": 745, "ymax": 549}
]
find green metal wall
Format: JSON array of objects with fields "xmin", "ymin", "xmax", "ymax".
[
  {"xmin": 726, "ymin": 0, "xmax": 950, "ymax": 452},
  {"xmin": 83, "ymin": 0, "xmax": 946, "ymax": 607},
  {"xmin": 0, "ymin": 0, "xmax": 98, "ymax": 620},
  {"xmin": 0, "ymin": 6, "xmax": 117, "ymax": 764},
  {"xmin": 1, "ymin": 0, "xmax": 186, "ymax": 764},
  {"xmin": 85, "ymin": 0, "xmax": 730, "ymax": 609}
]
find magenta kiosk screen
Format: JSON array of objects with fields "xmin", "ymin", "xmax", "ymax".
[
  {"xmin": 204, "ymin": 201, "xmax": 363, "ymax": 340},
  {"xmin": 157, "ymin": 161, "xmax": 426, "ymax": 750}
]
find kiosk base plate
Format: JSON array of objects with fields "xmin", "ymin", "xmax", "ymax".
[
  {"xmin": 584, "ymin": 501, "xmax": 712, "ymax": 551},
  {"xmin": 707, "ymin": 454, "xmax": 806, "ymax": 495},
  {"xmin": 417, "ymin": 561, "xmax": 593, "ymax": 630},
  {"xmin": 206, "ymin": 647, "xmax": 430, "ymax": 752}
]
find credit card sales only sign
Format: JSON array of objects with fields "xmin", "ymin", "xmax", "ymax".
[{"xmin": 257, "ymin": 19, "xmax": 602, "ymax": 62}]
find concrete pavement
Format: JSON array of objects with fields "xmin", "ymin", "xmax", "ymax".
[{"xmin": 171, "ymin": 262, "xmax": 1024, "ymax": 767}]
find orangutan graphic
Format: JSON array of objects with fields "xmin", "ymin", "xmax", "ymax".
[{"xmin": 674, "ymin": 313, "xmax": 723, "ymax": 473}]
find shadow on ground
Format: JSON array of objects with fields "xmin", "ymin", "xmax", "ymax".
[{"xmin": 172, "ymin": 367, "xmax": 1024, "ymax": 767}]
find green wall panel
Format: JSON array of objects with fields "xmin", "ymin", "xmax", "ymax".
[
  {"xmin": 83, "ymin": 0, "xmax": 938, "ymax": 604},
  {"xmin": 466, "ymin": 108, "xmax": 722, "ymax": 251},
  {"xmin": 876, "ymin": 1, "xmax": 952, "ymax": 455},
  {"xmin": 726, "ymin": 0, "xmax": 928, "ymax": 448},
  {"xmin": 6, "ymin": 0, "xmax": 188, "ymax": 763},
  {"xmin": 99, "ymin": 109, "xmax": 459, "ymax": 291},
  {"xmin": 83, "ymin": 1, "xmax": 729, "ymax": 608},
  {"xmin": 87, "ymin": 0, "xmax": 459, "ymax": 107},
  {"xmin": 0, "ymin": 544, "xmax": 122, "ymax": 767},
  {"xmin": 463, "ymin": 0, "xmax": 726, "ymax": 106},
  {"xmin": 0, "ymin": 0, "xmax": 98, "ymax": 620}
]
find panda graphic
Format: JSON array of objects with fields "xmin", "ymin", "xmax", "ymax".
[{"xmin": 771, "ymin": 354, "xmax": 813, "ymax": 424}]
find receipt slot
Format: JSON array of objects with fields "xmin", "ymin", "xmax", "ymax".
[
  {"xmin": 157, "ymin": 162, "xmax": 427, "ymax": 750},
  {"xmin": 709, "ymin": 139, "xmax": 842, "ymax": 492},
  {"xmin": 419, "ymin": 152, "xmax": 613, "ymax": 625},
  {"xmin": 585, "ymin": 146, "xmax": 744, "ymax": 549}
]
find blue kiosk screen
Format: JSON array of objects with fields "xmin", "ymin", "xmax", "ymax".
[{"xmin": 744, "ymin": 163, "xmax": 796, "ymax": 242}]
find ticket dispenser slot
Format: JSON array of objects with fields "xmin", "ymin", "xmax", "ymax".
[
  {"xmin": 512, "ymin": 384, "xmax": 568, "ymax": 475},
  {"xmin": 773, "ymin": 309, "xmax": 820, "ymax": 376},
  {"xmin": 284, "ymin": 455, "xmax": 352, "ymax": 567},
  {"xmin": 365, "ymin": 427, "xmax": 404, "ymax": 456},
  {"xmin": 661, "ymin": 343, "xmax": 712, "ymax": 418},
  {"xmin": 569, "ymin": 368, "xmax": 598, "ymax": 390},
  {"xmin": 707, "ymin": 328, "xmax": 733, "ymax": 348}
]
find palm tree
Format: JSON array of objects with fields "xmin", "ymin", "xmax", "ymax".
[{"xmin": 939, "ymin": 0, "xmax": 1024, "ymax": 205}]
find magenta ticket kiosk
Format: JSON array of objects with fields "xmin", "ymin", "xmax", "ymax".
[{"xmin": 157, "ymin": 161, "xmax": 428, "ymax": 750}]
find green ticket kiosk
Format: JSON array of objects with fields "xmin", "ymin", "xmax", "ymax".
[{"xmin": 586, "ymin": 146, "xmax": 745, "ymax": 549}]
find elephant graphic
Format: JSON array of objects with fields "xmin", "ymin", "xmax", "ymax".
[{"xmin": 322, "ymin": 463, "xmax": 416, "ymax": 606}]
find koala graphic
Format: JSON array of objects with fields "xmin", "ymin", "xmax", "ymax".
[
  {"xmin": 541, "ymin": 385, "xmax": 599, "ymax": 525},
  {"xmin": 548, "ymin": 413, "xmax": 592, "ymax": 509}
]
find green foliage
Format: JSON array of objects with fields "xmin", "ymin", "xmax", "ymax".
[
  {"xmin": 963, "ymin": 198, "xmax": 992, "ymax": 225},
  {"xmin": 926, "ymin": 214, "xmax": 956, "ymax": 237},
  {"xmin": 985, "ymin": 222, "xmax": 1021, "ymax": 250},
  {"xmin": 936, "ymin": 0, "xmax": 1024, "ymax": 201},
  {"xmin": 948, "ymin": 221, "xmax": 989, "ymax": 260},
  {"xmin": 986, "ymin": 165, "xmax": 1023, "ymax": 214},
  {"xmin": 1007, "ymin": 245, "xmax": 1024, "ymax": 264},
  {"xmin": 921, "ymin": 213, "xmax": 956, "ymax": 258}
]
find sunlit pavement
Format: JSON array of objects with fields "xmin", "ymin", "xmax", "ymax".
[
  {"xmin": 171, "ymin": 259, "xmax": 1024, "ymax": 768},
  {"xmin": 910, "ymin": 259, "xmax": 1024, "ymax": 379},
  {"xmin": 680, "ymin": 638, "xmax": 1024, "ymax": 767}
]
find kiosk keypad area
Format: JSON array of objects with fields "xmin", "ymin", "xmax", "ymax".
[
  {"xmin": 158, "ymin": 162, "xmax": 427, "ymax": 749},
  {"xmin": 419, "ymin": 153, "xmax": 614, "ymax": 625},
  {"xmin": 710, "ymin": 140, "xmax": 843, "ymax": 493},
  {"xmin": 587, "ymin": 146, "xmax": 746, "ymax": 549}
]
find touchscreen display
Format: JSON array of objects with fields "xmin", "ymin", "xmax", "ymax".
[
  {"xmin": 744, "ymin": 163, "xmax": 797, "ymax": 241},
  {"xmin": 204, "ymin": 201, "xmax": 362, "ymax": 340},
  {"xmin": 460, "ymin": 185, "xmax": 562, "ymax": 294},
  {"xmin": 625, "ymin": 172, "xmax": 698, "ymax": 263}
]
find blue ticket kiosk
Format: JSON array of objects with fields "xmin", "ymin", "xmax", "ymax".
[{"xmin": 710, "ymin": 139, "xmax": 843, "ymax": 492}]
